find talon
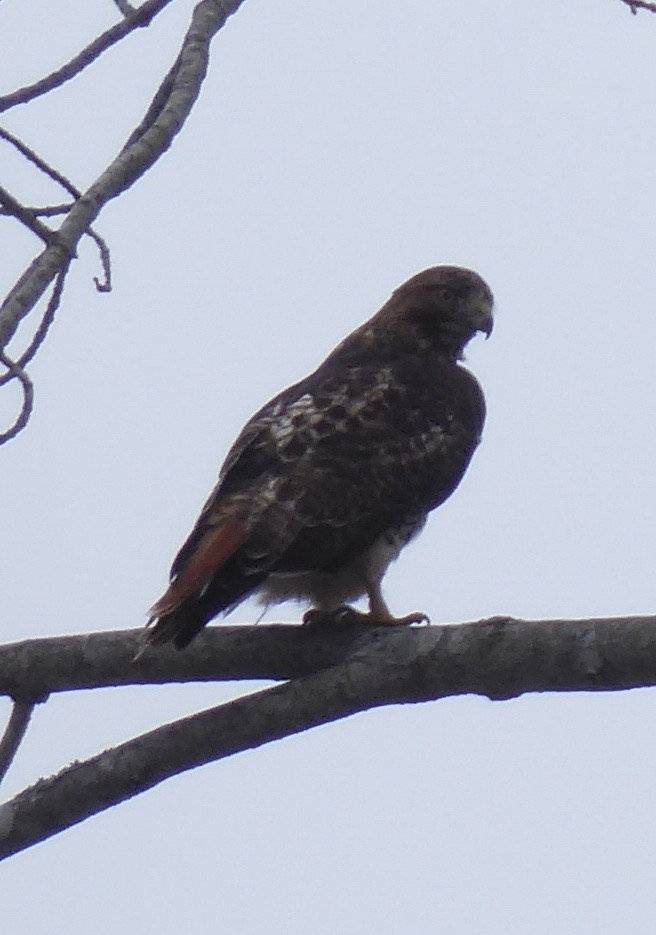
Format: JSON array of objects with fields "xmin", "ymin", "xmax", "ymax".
[
  {"xmin": 302, "ymin": 609, "xmax": 328, "ymax": 627},
  {"xmin": 394, "ymin": 611, "xmax": 430, "ymax": 626},
  {"xmin": 303, "ymin": 606, "xmax": 430, "ymax": 629},
  {"xmin": 366, "ymin": 610, "xmax": 430, "ymax": 627},
  {"xmin": 302, "ymin": 605, "xmax": 369, "ymax": 628}
]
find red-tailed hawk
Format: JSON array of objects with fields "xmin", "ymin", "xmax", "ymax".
[{"xmin": 144, "ymin": 266, "xmax": 493, "ymax": 649}]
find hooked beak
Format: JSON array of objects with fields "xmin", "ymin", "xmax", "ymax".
[{"xmin": 475, "ymin": 299, "xmax": 494, "ymax": 339}]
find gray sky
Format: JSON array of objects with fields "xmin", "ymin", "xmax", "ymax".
[{"xmin": 3, "ymin": 1, "xmax": 656, "ymax": 932}]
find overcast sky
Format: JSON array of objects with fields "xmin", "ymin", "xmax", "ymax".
[{"xmin": 3, "ymin": 1, "xmax": 656, "ymax": 932}]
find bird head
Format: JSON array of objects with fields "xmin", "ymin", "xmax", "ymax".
[{"xmin": 386, "ymin": 265, "xmax": 494, "ymax": 357}]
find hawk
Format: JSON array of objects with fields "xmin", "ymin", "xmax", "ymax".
[{"xmin": 144, "ymin": 266, "xmax": 493, "ymax": 649}]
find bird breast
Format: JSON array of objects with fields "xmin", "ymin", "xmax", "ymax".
[{"xmin": 256, "ymin": 515, "xmax": 426, "ymax": 612}]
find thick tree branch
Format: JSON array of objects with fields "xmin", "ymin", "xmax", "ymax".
[
  {"xmin": 0, "ymin": 663, "xmax": 379, "ymax": 860},
  {"xmin": 0, "ymin": 624, "xmax": 371, "ymax": 698},
  {"xmin": 2, "ymin": 616, "xmax": 656, "ymax": 700},
  {"xmin": 1, "ymin": 614, "xmax": 656, "ymax": 859}
]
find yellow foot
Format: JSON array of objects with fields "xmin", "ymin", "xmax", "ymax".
[{"xmin": 302, "ymin": 606, "xmax": 429, "ymax": 628}]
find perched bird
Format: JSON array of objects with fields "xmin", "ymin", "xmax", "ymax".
[{"xmin": 144, "ymin": 266, "xmax": 493, "ymax": 650}]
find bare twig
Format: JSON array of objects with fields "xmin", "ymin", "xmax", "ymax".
[
  {"xmin": 121, "ymin": 52, "xmax": 181, "ymax": 151},
  {"xmin": 620, "ymin": 0, "xmax": 656, "ymax": 12},
  {"xmin": 1, "ymin": 613, "xmax": 656, "ymax": 859},
  {"xmin": 0, "ymin": 126, "xmax": 80, "ymax": 198},
  {"xmin": 113, "ymin": 0, "xmax": 138, "ymax": 14},
  {"xmin": 0, "ymin": 353, "xmax": 34, "ymax": 445},
  {"xmin": 0, "ymin": 185, "xmax": 61, "ymax": 247},
  {"xmin": 0, "ymin": 0, "xmax": 176, "ymax": 113},
  {"xmin": 0, "ymin": 204, "xmax": 72, "ymax": 218},
  {"xmin": 0, "ymin": 128, "xmax": 109, "ymax": 294},
  {"xmin": 0, "ymin": 0, "xmax": 243, "ymax": 440},
  {"xmin": 88, "ymin": 229, "xmax": 112, "ymax": 292},
  {"xmin": 0, "ymin": 702, "xmax": 34, "ymax": 786},
  {"xmin": 0, "ymin": 264, "xmax": 70, "ymax": 389},
  {"xmin": 0, "ymin": 0, "xmax": 249, "ymax": 353}
]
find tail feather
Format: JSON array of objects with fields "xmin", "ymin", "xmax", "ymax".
[
  {"xmin": 145, "ymin": 601, "xmax": 205, "ymax": 649},
  {"xmin": 141, "ymin": 519, "xmax": 248, "ymax": 652},
  {"xmin": 148, "ymin": 519, "xmax": 248, "ymax": 619}
]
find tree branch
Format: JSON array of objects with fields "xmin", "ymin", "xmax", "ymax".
[
  {"xmin": 0, "ymin": 264, "xmax": 69, "ymax": 391},
  {"xmin": 0, "ymin": 126, "xmax": 81, "ymax": 199},
  {"xmin": 0, "ymin": 0, "xmax": 248, "ymax": 441},
  {"xmin": 1, "ymin": 614, "xmax": 656, "ymax": 859},
  {"xmin": 0, "ymin": 204, "xmax": 73, "ymax": 219},
  {"xmin": 0, "ymin": 0, "xmax": 176, "ymax": 113},
  {"xmin": 0, "ymin": 353, "xmax": 34, "ymax": 445},
  {"xmin": 619, "ymin": 0, "xmax": 656, "ymax": 13},
  {"xmin": 113, "ymin": 0, "xmax": 138, "ymax": 16},
  {"xmin": 0, "ymin": 0, "xmax": 247, "ymax": 348},
  {"xmin": 0, "ymin": 624, "xmax": 372, "ymax": 698},
  {"xmin": 0, "ymin": 186, "xmax": 62, "ymax": 247},
  {"xmin": 0, "ymin": 702, "xmax": 34, "ymax": 786},
  {"xmin": 2, "ymin": 616, "xmax": 656, "ymax": 701}
]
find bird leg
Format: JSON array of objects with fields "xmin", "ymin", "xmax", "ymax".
[
  {"xmin": 365, "ymin": 578, "xmax": 429, "ymax": 625},
  {"xmin": 302, "ymin": 577, "xmax": 429, "ymax": 628},
  {"xmin": 302, "ymin": 605, "xmax": 429, "ymax": 628}
]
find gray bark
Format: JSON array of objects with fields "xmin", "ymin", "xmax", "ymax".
[{"xmin": 1, "ymin": 615, "xmax": 655, "ymax": 859}]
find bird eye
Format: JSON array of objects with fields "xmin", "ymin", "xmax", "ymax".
[{"xmin": 438, "ymin": 286, "xmax": 456, "ymax": 301}]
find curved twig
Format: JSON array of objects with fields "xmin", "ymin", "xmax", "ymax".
[
  {"xmin": 121, "ymin": 52, "xmax": 182, "ymax": 152},
  {"xmin": 88, "ymin": 229, "xmax": 112, "ymax": 292},
  {"xmin": 0, "ymin": 0, "xmax": 249, "ymax": 353},
  {"xmin": 0, "ymin": 0, "xmax": 176, "ymax": 113},
  {"xmin": 0, "ymin": 354, "xmax": 34, "ymax": 445},
  {"xmin": 0, "ymin": 702, "xmax": 34, "ymax": 786},
  {"xmin": 0, "ymin": 264, "xmax": 70, "ymax": 389}
]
